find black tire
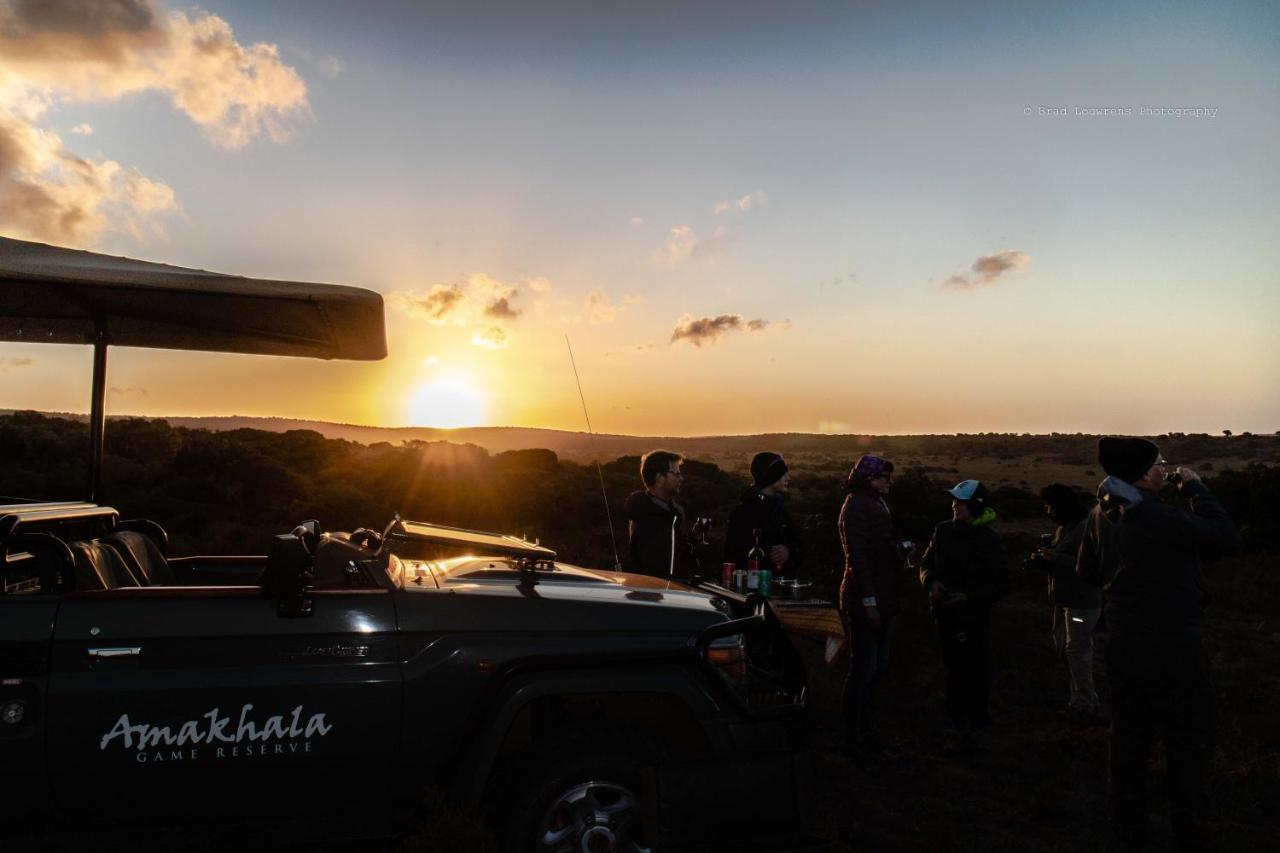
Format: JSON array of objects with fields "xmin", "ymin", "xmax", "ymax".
[{"xmin": 499, "ymin": 739, "xmax": 654, "ymax": 853}]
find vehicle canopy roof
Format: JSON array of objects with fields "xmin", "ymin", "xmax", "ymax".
[{"xmin": 0, "ymin": 236, "xmax": 385, "ymax": 360}]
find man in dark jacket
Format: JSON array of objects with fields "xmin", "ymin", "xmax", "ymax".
[
  {"xmin": 724, "ymin": 451, "xmax": 803, "ymax": 577},
  {"xmin": 1032, "ymin": 483, "xmax": 1102, "ymax": 722},
  {"xmin": 838, "ymin": 454, "xmax": 903, "ymax": 753},
  {"xmin": 1078, "ymin": 437, "xmax": 1238, "ymax": 852},
  {"xmin": 624, "ymin": 449, "xmax": 702, "ymax": 578},
  {"xmin": 918, "ymin": 479, "xmax": 1009, "ymax": 751}
]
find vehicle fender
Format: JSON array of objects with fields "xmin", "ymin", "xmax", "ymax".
[{"xmin": 448, "ymin": 661, "xmax": 720, "ymax": 809}]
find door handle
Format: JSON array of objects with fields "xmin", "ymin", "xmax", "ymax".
[{"xmin": 88, "ymin": 647, "xmax": 141, "ymax": 658}]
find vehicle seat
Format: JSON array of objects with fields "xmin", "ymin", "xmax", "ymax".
[
  {"xmin": 69, "ymin": 540, "xmax": 141, "ymax": 590},
  {"xmin": 103, "ymin": 530, "xmax": 175, "ymax": 585}
]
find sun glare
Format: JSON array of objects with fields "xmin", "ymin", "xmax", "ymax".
[{"xmin": 407, "ymin": 372, "xmax": 489, "ymax": 428}]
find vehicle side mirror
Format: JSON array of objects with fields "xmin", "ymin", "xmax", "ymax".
[{"xmin": 261, "ymin": 534, "xmax": 314, "ymax": 617}]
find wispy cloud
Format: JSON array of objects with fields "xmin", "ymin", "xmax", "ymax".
[
  {"xmin": 630, "ymin": 216, "xmax": 645, "ymax": 226},
  {"xmin": 0, "ymin": 356, "xmax": 34, "ymax": 372},
  {"xmin": 389, "ymin": 284, "xmax": 466, "ymax": 324},
  {"xmin": 472, "ymin": 326, "xmax": 508, "ymax": 349},
  {"xmin": 653, "ymin": 225, "xmax": 734, "ymax": 264},
  {"xmin": 108, "ymin": 386, "xmax": 148, "ymax": 397},
  {"xmin": 584, "ymin": 290, "xmax": 643, "ymax": 324},
  {"xmin": 0, "ymin": 0, "xmax": 308, "ymax": 245},
  {"xmin": 713, "ymin": 191, "xmax": 764, "ymax": 215},
  {"xmin": 670, "ymin": 313, "xmax": 784, "ymax": 347},
  {"xmin": 943, "ymin": 250, "xmax": 1032, "ymax": 290},
  {"xmin": 70, "ymin": 122, "xmax": 93, "ymax": 135}
]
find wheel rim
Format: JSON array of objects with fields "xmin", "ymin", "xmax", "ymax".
[{"xmin": 535, "ymin": 779, "xmax": 651, "ymax": 853}]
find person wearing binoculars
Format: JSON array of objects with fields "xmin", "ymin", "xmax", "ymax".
[{"xmin": 1078, "ymin": 437, "xmax": 1238, "ymax": 853}]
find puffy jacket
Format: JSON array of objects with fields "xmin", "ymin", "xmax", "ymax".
[
  {"xmin": 1078, "ymin": 481, "xmax": 1237, "ymax": 639},
  {"xmin": 838, "ymin": 482, "xmax": 904, "ymax": 613},
  {"xmin": 918, "ymin": 509, "xmax": 1009, "ymax": 619},
  {"xmin": 624, "ymin": 490, "xmax": 689, "ymax": 578},
  {"xmin": 723, "ymin": 486, "xmax": 804, "ymax": 574}
]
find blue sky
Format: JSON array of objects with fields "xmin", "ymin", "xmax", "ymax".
[{"xmin": 2, "ymin": 0, "xmax": 1277, "ymax": 434}]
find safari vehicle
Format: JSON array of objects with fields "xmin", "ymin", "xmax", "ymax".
[{"xmin": 0, "ymin": 238, "xmax": 811, "ymax": 852}]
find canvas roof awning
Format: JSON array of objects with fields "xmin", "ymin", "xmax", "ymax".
[{"xmin": 0, "ymin": 236, "xmax": 386, "ymax": 360}]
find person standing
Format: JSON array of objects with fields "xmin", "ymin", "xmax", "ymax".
[
  {"xmin": 624, "ymin": 449, "xmax": 701, "ymax": 578},
  {"xmin": 838, "ymin": 454, "xmax": 903, "ymax": 755},
  {"xmin": 918, "ymin": 479, "xmax": 1009, "ymax": 752},
  {"xmin": 1078, "ymin": 437, "xmax": 1237, "ymax": 852},
  {"xmin": 724, "ymin": 451, "xmax": 803, "ymax": 578},
  {"xmin": 1032, "ymin": 483, "xmax": 1102, "ymax": 723}
]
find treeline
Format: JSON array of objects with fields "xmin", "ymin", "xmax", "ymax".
[{"xmin": 2, "ymin": 413, "xmax": 1276, "ymax": 596}]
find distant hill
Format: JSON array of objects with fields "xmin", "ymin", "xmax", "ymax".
[{"xmin": 5, "ymin": 410, "xmax": 1276, "ymax": 472}]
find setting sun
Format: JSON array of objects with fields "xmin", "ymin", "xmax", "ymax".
[{"xmin": 407, "ymin": 372, "xmax": 489, "ymax": 428}]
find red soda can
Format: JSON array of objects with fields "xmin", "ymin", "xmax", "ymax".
[{"xmin": 721, "ymin": 562, "xmax": 735, "ymax": 588}]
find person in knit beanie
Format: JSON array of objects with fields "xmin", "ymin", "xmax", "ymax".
[
  {"xmin": 1078, "ymin": 436, "xmax": 1238, "ymax": 850},
  {"xmin": 723, "ymin": 451, "xmax": 803, "ymax": 577}
]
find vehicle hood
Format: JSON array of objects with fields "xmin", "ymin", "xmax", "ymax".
[{"xmin": 393, "ymin": 555, "xmax": 732, "ymax": 633}]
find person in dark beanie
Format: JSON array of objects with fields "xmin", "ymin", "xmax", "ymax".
[
  {"xmin": 838, "ymin": 454, "xmax": 904, "ymax": 755},
  {"xmin": 724, "ymin": 451, "xmax": 804, "ymax": 577},
  {"xmin": 1029, "ymin": 483, "xmax": 1101, "ymax": 722},
  {"xmin": 1077, "ymin": 437, "xmax": 1237, "ymax": 852},
  {"xmin": 918, "ymin": 479, "xmax": 1009, "ymax": 752},
  {"xmin": 624, "ymin": 449, "xmax": 705, "ymax": 578}
]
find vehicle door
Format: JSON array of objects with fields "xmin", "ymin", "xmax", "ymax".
[
  {"xmin": 0, "ymin": 552, "xmax": 58, "ymax": 828},
  {"xmin": 45, "ymin": 585, "xmax": 401, "ymax": 826}
]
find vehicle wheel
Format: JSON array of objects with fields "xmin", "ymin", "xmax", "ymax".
[{"xmin": 501, "ymin": 749, "xmax": 654, "ymax": 853}]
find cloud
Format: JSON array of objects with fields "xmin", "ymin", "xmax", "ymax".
[
  {"xmin": 525, "ymin": 276, "xmax": 552, "ymax": 294},
  {"xmin": 0, "ymin": 110, "xmax": 179, "ymax": 244},
  {"xmin": 484, "ymin": 296, "xmax": 521, "ymax": 320},
  {"xmin": 944, "ymin": 250, "xmax": 1032, "ymax": 290},
  {"xmin": 471, "ymin": 326, "xmax": 508, "ymax": 349},
  {"xmin": 0, "ymin": 356, "xmax": 34, "ymax": 371},
  {"xmin": 390, "ymin": 284, "xmax": 466, "ymax": 324},
  {"xmin": 670, "ymin": 313, "xmax": 788, "ymax": 346},
  {"xmin": 0, "ymin": 0, "xmax": 308, "ymax": 245},
  {"xmin": 585, "ymin": 290, "xmax": 642, "ymax": 324},
  {"xmin": 70, "ymin": 122, "xmax": 92, "ymax": 134},
  {"xmin": 713, "ymin": 191, "xmax": 764, "ymax": 215},
  {"xmin": 108, "ymin": 385, "xmax": 148, "ymax": 396},
  {"xmin": 630, "ymin": 216, "xmax": 644, "ymax": 225},
  {"xmin": 653, "ymin": 225, "xmax": 734, "ymax": 264}
]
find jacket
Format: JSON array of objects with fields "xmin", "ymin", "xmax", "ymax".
[
  {"xmin": 1045, "ymin": 516, "xmax": 1099, "ymax": 609},
  {"xmin": 1077, "ymin": 481, "xmax": 1237, "ymax": 639},
  {"xmin": 918, "ymin": 509, "xmax": 1009, "ymax": 620},
  {"xmin": 624, "ymin": 490, "xmax": 690, "ymax": 578},
  {"xmin": 838, "ymin": 482, "xmax": 904, "ymax": 613},
  {"xmin": 723, "ymin": 486, "xmax": 804, "ymax": 574}
]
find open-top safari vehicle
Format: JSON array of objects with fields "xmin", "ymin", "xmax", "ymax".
[{"xmin": 0, "ymin": 237, "xmax": 812, "ymax": 852}]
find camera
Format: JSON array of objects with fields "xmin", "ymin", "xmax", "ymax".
[
  {"xmin": 1022, "ymin": 534, "xmax": 1054, "ymax": 572},
  {"xmin": 1164, "ymin": 468, "xmax": 1183, "ymax": 487}
]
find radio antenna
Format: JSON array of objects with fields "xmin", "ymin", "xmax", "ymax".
[{"xmin": 565, "ymin": 334, "xmax": 622, "ymax": 571}]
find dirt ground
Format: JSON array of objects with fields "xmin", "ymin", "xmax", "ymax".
[{"xmin": 793, "ymin": 553, "xmax": 1280, "ymax": 853}]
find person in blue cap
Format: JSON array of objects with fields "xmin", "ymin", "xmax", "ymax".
[{"xmin": 918, "ymin": 479, "xmax": 1009, "ymax": 752}]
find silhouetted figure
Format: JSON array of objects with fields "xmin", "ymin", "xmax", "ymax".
[
  {"xmin": 918, "ymin": 480, "xmax": 1008, "ymax": 752},
  {"xmin": 838, "ymin": 454, "xmax": 903, "ymax": 755},
  {"xmin": 724, "ymin": 452, "xmax": 803, "ymax": 577},
  {"xmin": 1079, "ymin": 437, "xmax": 1238, "ymax": 852},
  {"xmin": 1031, "ymin": 483, "xmax": 1101, "ymax": 722},
  {"xmin": 624, "ymin": 449, "xmax": 704, "ymax": 578}
]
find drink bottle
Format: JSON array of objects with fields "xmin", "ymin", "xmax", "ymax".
[{"xmin": 746, "ymin": 529, "xmax": 765, "ymax": 593}]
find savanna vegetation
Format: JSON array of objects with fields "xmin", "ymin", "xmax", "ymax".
[{"xmin": 3, "ymin": 411, "xmax": 1277, "ymax": 851}]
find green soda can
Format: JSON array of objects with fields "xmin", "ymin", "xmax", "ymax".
[{"xmin": 758, "ymin": 567, "xmax": 773, "ymax": 598}]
